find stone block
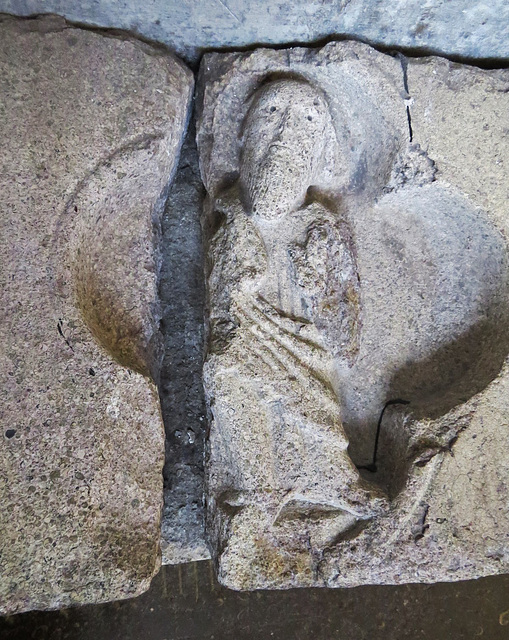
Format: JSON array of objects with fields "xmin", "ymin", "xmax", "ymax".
[
  {"xmin": 0, "ymin": 16, "xmax": 193, "ymax": 613},
  {"xmin": 197, "ymin": 43, "xmax": 509, "ymax": 589},
  {"xmin": 2, "ymin": 1, "xmax": 508, "ymax": 64}
]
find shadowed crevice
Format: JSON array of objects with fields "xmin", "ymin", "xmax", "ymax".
[{"xmin": 157, "ymin": 119, "xmax": 210, "ymax": 563}]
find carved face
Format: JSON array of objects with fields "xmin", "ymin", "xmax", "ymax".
[{"xmin": 241, "ymin": 80, "xmax": 330, "ymax": 220}]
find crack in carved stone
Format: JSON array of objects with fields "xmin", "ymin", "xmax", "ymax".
[{"xmin": 197, "ymin": 42, "xmax": 509, "ymax": 590}]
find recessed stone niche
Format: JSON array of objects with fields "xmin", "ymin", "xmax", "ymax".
[{"xmin": 1, "ymin": 14, "xmax": 509, "ymax": 614}]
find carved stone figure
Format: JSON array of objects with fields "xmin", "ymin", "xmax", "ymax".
[
  {"xmin": 198, "ymin": 43, "xmax": 509, "ymax": 589},
  {"xmin": 205, "ymin": 79, "xmax": 388, "ymax": 561}
]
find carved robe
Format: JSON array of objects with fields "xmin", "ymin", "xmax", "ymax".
[{"xmin": 205, "ymin": 192, "xmax": 387, "ymax": 522}]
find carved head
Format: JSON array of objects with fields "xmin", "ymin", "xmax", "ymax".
[{"xmin": 240, "ymin": 79, "xmax": 332, "ymax": 220}]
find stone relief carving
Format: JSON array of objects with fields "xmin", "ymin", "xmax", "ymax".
[
  {"xmin": 0, "ymin": 16, "xmax": 193, "ymax": 614},
  {"xmin": 205, "ymin": 78, "xmax": 388, "ymax": 552},
  {"xmin": 3, "ymin": 14, "xmax": 509, "ymax": 612},
  {"xmin": 197, "ymin": 44, "xmax": 509, "ymax": 589}
]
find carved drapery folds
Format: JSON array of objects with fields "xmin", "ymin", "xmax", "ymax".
[
  {"xmin": 197, "ymin": 44, "xmax": 509, "ymax": 589},
  {"xmin": 2, "ymin": 15, "xmax": 509, "ymax": 609}
]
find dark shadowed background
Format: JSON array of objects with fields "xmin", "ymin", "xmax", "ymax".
[{"xmin": 1, "ymin": 561, "xmax": 509, "ymax": 640}]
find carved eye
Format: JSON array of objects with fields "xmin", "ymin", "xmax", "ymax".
[
  {"xmin": 307, "ymin": 116, "xmax": 313, "ymax": 121},
  {"xmin": 270, "ymin": 106, "xmax": 276, "ymax": 113}
]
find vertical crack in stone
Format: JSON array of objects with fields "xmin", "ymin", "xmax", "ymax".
[
  {"xmin": 158, "ymin": 119, "xmax": 210, "ymax": 563},
  {"xmin": 395, "ymin": 51, "xmax": 414, "ymax": 142}
]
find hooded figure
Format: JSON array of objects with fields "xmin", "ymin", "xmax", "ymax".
[{"xmin": 205, "ymin": 79, "xmax": 388, "ymax": 556}]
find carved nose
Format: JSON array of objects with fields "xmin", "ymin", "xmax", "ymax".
[{"xmin": 272, "ymin": 107, "xmax": 297, "ymax": 143}]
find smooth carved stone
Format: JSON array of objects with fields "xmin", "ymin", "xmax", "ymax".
[
  {"xmin": 0, "ymin": 16, "xmax": 193, "ymax": 613},
  {"xmin": 197, "ymin": 43, "xmax": 509, "ymax": 589}
]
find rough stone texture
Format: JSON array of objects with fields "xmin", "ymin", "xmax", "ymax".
[
  {"xmin": 197, "ymin": 43, "xmax": 509, "ymax": 590},
  {"xmin": 0, "ymin": 15, "xmax": 193, "ymax": 613},
  {"xmin": 1, "ymin": 1, "xmax": 508, "ymax": 64},
  {"xmin": 159, "ymin": 123, "xmax": 210, "ymax": 564}
]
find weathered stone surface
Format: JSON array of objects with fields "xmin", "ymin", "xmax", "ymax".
[
  {"xmin": 1, "ymin": 1, "xmax": 508, "ymax": 64},
  {"xmin": 197, "ymin": 44, "xmax": 509, "ymax": 589},
  {"xmin": 159, "ymin": 124, "xmax": 210, "ymax": 565},
  {"xmin": 0, "ymin": 16, "xmax": 192, "ymax": 613}
]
